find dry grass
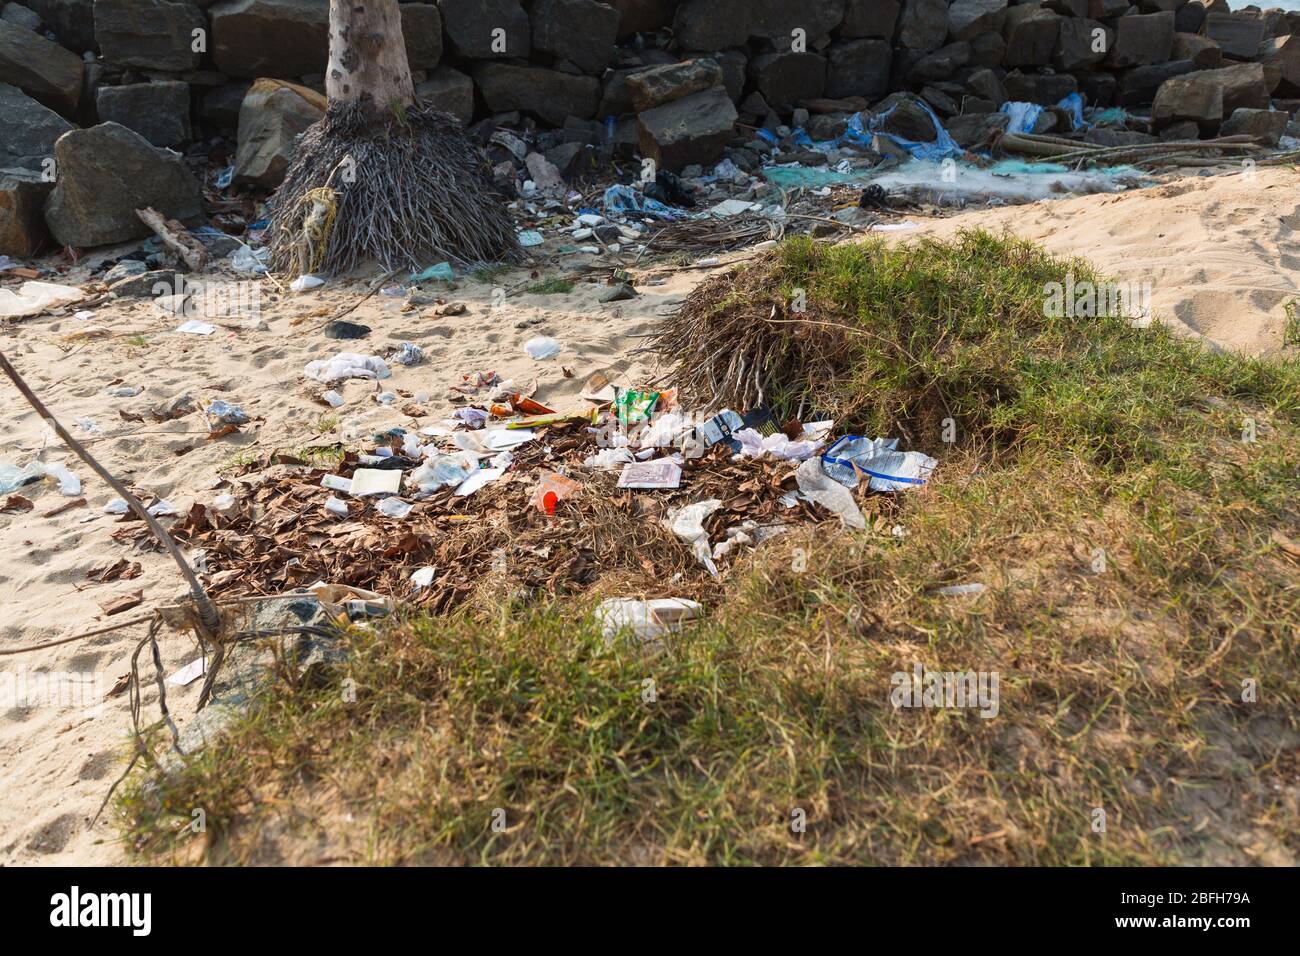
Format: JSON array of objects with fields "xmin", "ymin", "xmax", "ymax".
[{"xmin": 267, "ymin": 101, "xmax": 519, "ymax": 276}]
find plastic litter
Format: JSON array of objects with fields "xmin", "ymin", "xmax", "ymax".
[
  {"xmin": 206, "ymin": 399, "xmax": 249, "ymax": 425},
  {"xmin": 795, "ymin": 457, "xmax": 866, "ymax": 529},
  {"xmin": 0, "ymin": 281, "xmax": 86, "ymax": 319},
  {"xmin": 733, "ymin": 427, "xmax": 823, "ymax": 461},
  {"xmin": 410, "ymin": 566, "xmax": 435, "ymax": 588},
  {"xmin": 1, "ymin": 460, "xmax": 79, "ymax": 497},
  {"xmin": 1000, "ymin": 101, "xmax": 1044, "ymax": 135},
  {"xmin": 530, "ymin": 471, "xmax": 581, "ymax": 514},
  {"xmin": 594, "ymin": 598, "xmax": 703, "ymax": 643},
  {"xmin": 230, "ymin": 245, "xmax": 269, "ymax": 274},
  {"xmin": 821, "ymin": 435, "xmax": 937, "ymax": 492},
  {"xmin": 321, "ymin": 474, "xmax": 352, "ymax": 493},
  {"xmin": 848, "ymin": 100, "xmax": 961, "ymax": 161},
  {"xmin": 392, "ymin": 342, "xmax": 423, "ymax": 367},
  {"xmin": 518, "ymin": 229, "xmax": 544, "ymax": 247},
  {"xmin": 322, "ymin": 390, "xmax": 345, "ymax": 407},
  {"xmin": 524, "ymin": 336, "xmax": 561, "ymax": 360},
  {"xmin": 603, "ymin": 184, "xmax": 683, "ymax": 221},
  {"xmin": 614, "ymin": 387, "xmax": 659, "ymax": 426},
  {"xmin": 349, "ymin": 468, "xmax": 402, "ymax": 497},
  {"xmin": 324, "ymin": 496, "xmax": 349, "ymax": 517},
  {"xmin": 290, "ymin": 274, "xmax": 325, "ymax": 293},
  {"xmin": 377, "ymin": 497, "xmax": 413, "ymax": 519},
  {"xmin": 410, "ymin": 262, "xmax": 455, "ymax": 283},
  {"xmin": 175, "ymin": 319, "xmax": 216, "ymax": 335},
  {"xmin": 665, "ymin": 499, "xmax": 722, "ymax": 576},
  {"xmin": 618, "ymin": 459, "xmax": 682, "ymax": 489},
  {"xmin": 411, "ymin": 453, "xmax": 476, "ymax": 493},
  {"xmin": 869, "ymin": 158, "xmax": 1139, "ymax": 206},
  {"xmin": 303, "ymin": 353, "xmax": 391, "ymax": 383},
  {"xmin": 454, "ymin": 467, "xmax": 505, "ymax": 497},
  {"xmin": 936, "ymin": 582, "xmax": 986, "ymax": 597}
]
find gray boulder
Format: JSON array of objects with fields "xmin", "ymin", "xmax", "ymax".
[
  {"xmin": 1202, "ymin": 12, "xmax": 1264, "ymax": 61},
  {"xmin": 209, "ymin": 0, "xmax": 329, "ymax": 78},
  {"xmin": 1055, "ymin": 18, "xmax": 1111, "ymax": 73},
  {"xmin": 949, "ymin": 0, "xmax": 1007, "ymax": 42},
  {"xmin": 401, "ymin": 3, "xmax": 443, "ymax": 71},
  {"xmin": 1, "ymin": 4, "xmax": 43, "ymax": 30},
  {"xmin": 1002, "ymin": 5, "xmax": 1060, "ymax": 68},
  {"xmin": 0, "ymin": 82, "xmax": 73, "ymax": 171},
  {"xmin": 1172, "ymin": 32, "xmax": 1223, "ymax": 70},
  {"xmin": 750, "ymin": 0, "xmax": 847, "ymax": 42},
  {"xmin": 441, "ymin": 0, "xmax": 530, "ymax": 59},
  {"xmin": 415, "ymin": 65, "xmax": 474, "ymax": 124},
  {"xmin": 532, "ymin": 0, "xmax": 620, "ymax": 75},
  {"xmin": 1107, "ymin": 11, "xmax": 1175, "ymax": 69},
  {"xmin": 233, "ymin": 78, "xmax": 325, "ymax": 189},
  {"xmin": 637, "ymin": 86, "xmax": 737, "ymax": 171},
  {"xmin": 201, "ymin": 80, "xmax": 253, "ymax": 130},
  {"xmin": 627, "ymin": 59, "xmax": 724, "ymax": 112},
  {"xmin": 748, "ymin": 51, "xmax": 827, "ymax": 107},
  {"xmin": 944, "ymin": 110, "xmax": 1008, "ymax": 147},
  {"xmin": 1219, "ymin": 107, "xmax": 1289, "ymax": 146},
  {"xmin": 1118, "ymin": 59, "xmax": 1194, "ymax": 107},
  {"xmin": 20, "ymin": 0, "xmax": 95, "ymax": 52},
  {"xmin": 897, "ymin": 0, "xmax": 950, "ymax": 52},
  {"xmin": 94, "ymin": 0, "xmax": 207, "ymax": 72},
  {"xmin": 1151, "ymin": 62, "xmax": 1270, "ymax": 131},
  {"xmin": 44, "ymin": 122, "xmax": 203, "ymax": 248},
  {"xmin": 826, "ymin": 39, "xmax": 892, "ymax": 101},
  {"xmin": 96, "ymin": 81, "xmax": 192, "ymax": 148},
  {"xmin": 607, "ymin": 0, "xmax": 678, "ymax": 39},
  {"xmin": 473, "ymin": 62, "xmax": 601, "ymax": 125},
  {"xmin": 671, "ymin": 0, "xmax": 752, "ymax": 49},
  {"xmin": 0, "ymin": 18, "xmax": 81, "ymax": 114},
  {"xmin": 841, "ymin": 0, "xmax": 900, "ymax": 39}
]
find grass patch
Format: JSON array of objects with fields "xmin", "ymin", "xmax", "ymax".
[
  {"xmin": 119, "ymin": 232, "xmax": 1300, "ymax": 866},
  {"xmin": 472, "ymin": 264, "xmax": 512, "ymax": 284},
  {"xmin": 656, "ymin": 231, "xmax": 1299, "ymax": 471},
  {"xmin": 525, "ymin": 278, "xmax": 574, "ymax": 295}
]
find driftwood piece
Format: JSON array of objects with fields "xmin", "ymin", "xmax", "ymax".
[{"xmin": 135, "ymin": 206, "xmax": 209, "ymax": 272}]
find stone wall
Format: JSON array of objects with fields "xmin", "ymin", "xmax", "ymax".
[{"xmin": 1, "ymin": 0, "xmax": 1298, "ymax": 188}]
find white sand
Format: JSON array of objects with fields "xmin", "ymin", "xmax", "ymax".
[{"xmin": 1, "ymin": 166, "xmax": 1295, "ymax": 864}]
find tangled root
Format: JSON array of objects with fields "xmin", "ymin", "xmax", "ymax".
[{"xmin": 268, "ymin": 101, "xmax": 520, "ymax": 276}]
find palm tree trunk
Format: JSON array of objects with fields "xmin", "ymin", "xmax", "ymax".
[{"xmin": 326, "ymin": 0, "xmax": 415, "ymax": 118}]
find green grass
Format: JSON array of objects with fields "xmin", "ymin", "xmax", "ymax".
[
  {"xmin": 118, "ymin": 232, "xmax": 1300, "ymax": 866},
  {"xmin": 1284, "ymin": 299, "xmax": 1300, "ymax": 348},
  {"xmin": 472, "ymin": 264, "xmax": 512, "ymax": 285},
  {"xmin": 525, "ymin": 278, "xmax": 574, "ymax": 295}
]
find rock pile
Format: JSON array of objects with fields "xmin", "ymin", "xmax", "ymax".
[{"xmin": 1, "ymin": 0, "xmax": 1298, "ymax": 257}]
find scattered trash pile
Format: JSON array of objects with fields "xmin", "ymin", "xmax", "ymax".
[{"xmin": 169, "ymin": 375, "xmax": 935, "ymax": 626}]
